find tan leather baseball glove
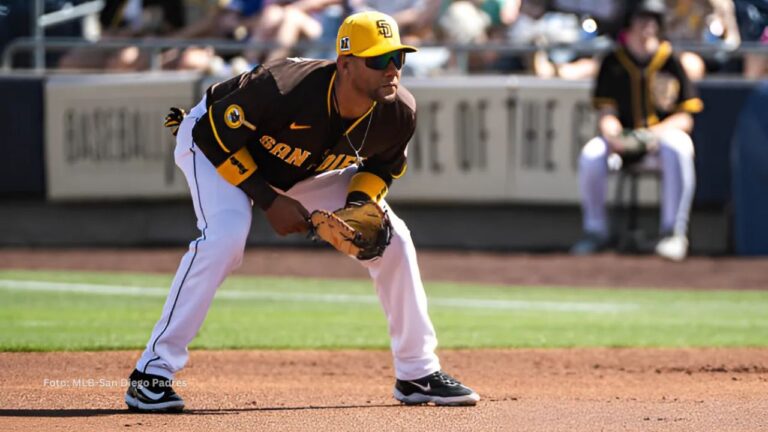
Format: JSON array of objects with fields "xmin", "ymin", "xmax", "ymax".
[
  {"xmin": 309, "ymin": 201, "xmax": 392, "ymax": 260},
  {"xmin": 616, "ymin": 128, "xmax": 657, "ymax": 166}
]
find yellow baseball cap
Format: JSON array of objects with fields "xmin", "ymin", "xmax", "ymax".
[{"xmin": 336, "ymin": 11, "xmax": 418, "ymax": 57}]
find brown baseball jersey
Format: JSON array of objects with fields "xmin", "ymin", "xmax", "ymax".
[
  {"xmin": 191, "ymin": 58, "xmax": 415, "ymax": 209},
  {"xmin": 593, "ymin": 41, "xmax": 704, "ymax": 130}
]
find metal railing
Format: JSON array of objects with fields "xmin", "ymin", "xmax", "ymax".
[
  {"xmin": 8, "ymin": 0, "xmax": 768, "ymax": 74},
  {"xmin": 4, "ymin": 35, "xmax": 768, "ymax": 73},
  {"xmin": 30, "ymin": 0, "xmax": 105, "ymax": 71}
]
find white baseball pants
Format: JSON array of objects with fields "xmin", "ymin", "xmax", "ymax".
[
  {"xmin": 135, "ymin": 98, "xmax": 440, "ymax": 381},
  {"xmin": 578, "ymin": 129, "xmax": 696, "ymax": 237}
]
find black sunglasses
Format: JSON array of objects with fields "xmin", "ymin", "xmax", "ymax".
[{"xmin": 363, "ymin": 51, "xmax": 406, "ymax": 71}]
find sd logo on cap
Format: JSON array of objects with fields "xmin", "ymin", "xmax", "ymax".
[{"xmin": 336, "ymin": 11, "xmax": 418, "ymax": 57}]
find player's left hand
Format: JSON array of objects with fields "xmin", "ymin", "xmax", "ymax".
[
  {"xmin": 614, "ymin": 128, "xmax": 658, "ymax": 165},
  {"xmin": 309, "ymin": 201, "xmax": 392, "ymax": 260}
]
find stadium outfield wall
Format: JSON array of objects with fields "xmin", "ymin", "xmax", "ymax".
[{"xmin": 0, "ymin": 72, "xmax": 760, "ymax": 254}]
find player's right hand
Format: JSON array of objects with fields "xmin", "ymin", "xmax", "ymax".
[{"xmin": 265, "ymin": 195, "xmax": 311, "ymax": 236}]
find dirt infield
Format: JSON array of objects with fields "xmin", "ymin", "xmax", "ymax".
[
  {"xmin": 1, "ymin": 248, "xmax": 767, "ymax": 431},
  {"xmin": 1, "ymin": 349, "xmax": 767, "ymax": 431}
]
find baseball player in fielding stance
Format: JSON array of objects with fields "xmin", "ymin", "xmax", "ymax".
[
  {"xmin": 571, "ymin": 0, "xmax": 703, "ymax": 261},
  {"xmin": 125, "ymin": 11, "xmax": 480, "ymax": 412}
]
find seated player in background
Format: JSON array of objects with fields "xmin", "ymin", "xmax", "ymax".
[{"xmin": 571, "ymin": 0, "xmax": 704, "ymax": 261}]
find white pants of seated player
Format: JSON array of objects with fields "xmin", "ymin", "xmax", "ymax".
[
  {"xmin": 577, "ymin": 129, "xmax": 696, "ymax": 237},
  {"xmin": 135, "ymin": 98, "xmax": 440, "ymax": 381}
]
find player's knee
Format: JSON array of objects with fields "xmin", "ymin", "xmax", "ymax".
[
  {"xmin": 386, "ymin": 219, "xmax": 413, "ymax": 256},
  {"xmin": 660, "ymin": 129, "xmax": 694, "ymax": 158},
  {"xmin": 580, "ymin": 137, "xmax": 608, "ymax": 164},
  {"xmin": 579, "ymin": 137, "xmax": 608, "ymax": 173},
  {"xmin": 203, "ymin": 212, "xmax": 251, "ymax": 267}
]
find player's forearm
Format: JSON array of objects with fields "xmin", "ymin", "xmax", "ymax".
[
  {"xmin": 598, "ymin": 112, "xmax": 623, "ymax": 138},
  {"xmin": 214, "ymin": 147, "xmax": 277, "ymax": 209},
  {"xmin": 649, "ymin": 112, "xmax": 693, "ymax": 135},
  {"xmin": 191, "ymin": 131, "xmax": 277, "ymax": 209},
  {"xmin": 238, "ymin": 173, "xmax": 279, "ymax": 210}
]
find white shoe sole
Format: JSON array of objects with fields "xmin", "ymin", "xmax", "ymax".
[
  {"xmin": 656, "ymin": 250, "xmax": 687, "ymax": 262},
  {"xmin": 656, "ymin": 245, "xmax": 688, "ymax": 262},
  {"xmin": 655, "ymin": 237, "xmax": 688, "ymax": 262},
  {"xmin": 125, "ymin": 392, "xmax": 185, "ymax": 412},
  {"xmin": 393, "ymin": 388, "xmax": 480, "ymax": 406}
]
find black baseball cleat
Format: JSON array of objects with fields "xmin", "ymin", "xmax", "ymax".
[
  {"xmin": 394, "ymin": 370, "xmax": 480, "ymax": 406},
  {"xmin": 124, "ymin": 369, "xmax": 185, "ymax": 413}
]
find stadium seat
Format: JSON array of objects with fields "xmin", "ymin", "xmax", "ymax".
[{"xmin": 611, "ymin": 163, "xmax": 660, "ymax": 253}]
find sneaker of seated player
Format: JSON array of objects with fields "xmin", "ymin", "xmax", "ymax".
[
  {"xmin": 570, "ymin": 231, "xmax": 610, "ymax": 256},
  {"xmin": 394, "ymin": 370, "xmax": 480, "ymax": 406},
  {"xmin": 124, "ymin": 369, "xmax": 185, "ymax": 413},
  {"xmin": 655, "ymin": 234, "xmax": 688, "ymax": 262}
]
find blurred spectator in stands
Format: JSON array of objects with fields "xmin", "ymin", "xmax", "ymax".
[
  {"xmin": 172, "ymin": 0, "xmax": 263, "ymax": 40},
  {"xmin": 734, "ymin": 0, "xmax": 768, "ymax": 78},
  {"xmin": 350, "ymin": 0, "xmax": 442, "ymax": 44},
  {"xmin": 438, "ymin": 0, "xmax": 521, "ymax": 44},
  {"xmin": 244, "ymin": 0, "xmax": 340, "ymax": 64},
  {"xmin": 436, "ymin": 0, "xmax": 521, "ymax": 72},
  {"xmin": 572, "ymin": 0, "xmax": 703, "ymax": 261},
  {"xmin": 484, "ymin": 0, "xmax": 522, "ymax": 37},
  {"xmin": 664, "ymin": 0, "xmax": 740, "ymax": 80},
  {"xmin": 437, "ymin": 1, "xmax": 491, "ymax": 72},
  {"xmin": 162, "ymin": 0, "xmax": 265, "ymax": 73},
  {"xmin": 507, "ymin": 0, "xmax": 628, "ymax": 79},
  {"xmin": 549, "ymin": 0, "xmax": 628, "ymax": 36},
  {"xmin": 58, "ymin": 0, "xmax": 187, "ymax": 70},
  {"xmin": 58, "ymin": 0, "xmax": 265, "ymax": 72}
]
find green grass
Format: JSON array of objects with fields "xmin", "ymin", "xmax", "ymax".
[{"xmin": 0, "ymin": 269, "xmax": 767, "ymax": 351}]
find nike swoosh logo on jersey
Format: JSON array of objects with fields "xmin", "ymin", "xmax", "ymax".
[
  {"xmin": 408, "ymin": 381, "xmax": 431, "ymax": 393},
  {"xmin": 138, "ymin": 385, "xmax": 165, "ymax": 401},
  {"xmin": 289, "ymin": 122, "xmax": 311, "ymax": 130}
]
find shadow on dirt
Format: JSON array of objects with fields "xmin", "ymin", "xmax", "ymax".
[{"xmin": 0, "ymin": 404, "xmax": 405, "ymax": 417}]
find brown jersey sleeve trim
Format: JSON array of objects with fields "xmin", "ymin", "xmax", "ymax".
[{"xmin": 216, "ymin": 147, "xmax": 258, "ymax": 186}]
